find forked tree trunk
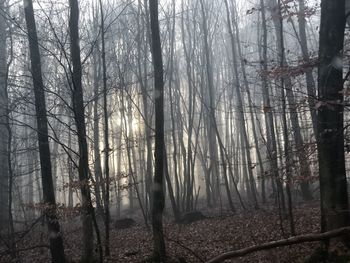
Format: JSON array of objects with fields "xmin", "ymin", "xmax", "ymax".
[{"xmin": 199, "ymin": 0, "xmax": 220, "ymax": 206}]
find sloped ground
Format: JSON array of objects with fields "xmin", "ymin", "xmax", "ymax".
[{"xmin": 0, "ymin": 202, "xmax": 321, "ymax": 262}]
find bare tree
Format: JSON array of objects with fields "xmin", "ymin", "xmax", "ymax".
[
  {"xmin": 23, "ymin": 0, "xmax": 65, "ymax": 261},
  {"xmin": 98, "ymin": 0, "xmax": 111, "ymax": 256},
  {"xmin": 149, "ymin": 0, "xmax": 166, "ymax": 260},
  {"xmin": 68, "ymin": 0, "xmax": 98, "ymax": 261}
]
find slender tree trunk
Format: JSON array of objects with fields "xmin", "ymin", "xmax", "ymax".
[
  {"xmin": 230, "ymin": 0, "xmax": 266, "ymax": 204},
  {"xmin": 23, "ymin": 1, "xmax": 65, "ymax": 261},
  {"xmin": 98, "ymin": 0, "xmax": 110, "ymax": 256},
  {"xmin": 168, "ymin": 0, "xmax": 181, "ymax": 213},
  {"xmin": 259, "ymin": 0, "xmax": 284, "ymax": 208},
  {"xmin": 223, "ymin": 0, "xmax": 258, "ymax": 209},
  {"xmin": 92, "ymin": 12, "xmax": 104, "ymax": 213},
  {"xmin": 116, "ymin": 124, "xmax": 122, "ymax": 218},
  {"xmin": 277, "ymin": 0, "xmax": 295, "ymax": 235},
  {"xmin": 180, "ymin": 0, "xmax": 201, "ymax": 208},
  {"xmin": 297, "ymin": 0, "xmax": 317, "ymax": 136},
  {"xmin": 137, "ymin": 0, "xmax": 152, "ymax": 218},
  {"xmin": 267, "ymin": 0, "xmax": 313, "ymax": 201},
  {"xmin": 199, "ymin": 0, "xmax": 220, "ymax": 206},
  {"xmin": 67, "ymin": 125, "xmax": 74, "ymax": 208},
  {"xmin": 164, "ymin": 148, "xmax": 181, "ymax": 221}
]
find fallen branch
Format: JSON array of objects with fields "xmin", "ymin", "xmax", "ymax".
[{"xmin": 206, "ymin": 227, "xmax": 350, "ymax": 263}]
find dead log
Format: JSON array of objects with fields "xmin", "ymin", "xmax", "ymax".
[{"xmin": 206, "ymin": 227, "xmax": 350, "ymax": 263}]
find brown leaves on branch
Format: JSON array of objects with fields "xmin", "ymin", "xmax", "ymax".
[
  {"xmin": 23, "ymin": 202, "xmax": 82, "ymax": 219},
  {"xmin": 261, "ymin": 57, "xmax": 318, "ymax": 80},
  {"xmin": 246, "ymin": 0, "xmax": 318, "ymax": 19}
]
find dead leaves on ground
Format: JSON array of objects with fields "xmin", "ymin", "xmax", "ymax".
[{"xmin": 0, "ymin": 203, "xmax": 321, "ymax": 262}]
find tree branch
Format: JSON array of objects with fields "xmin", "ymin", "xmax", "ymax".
[{"xmin": 206, "ymin": 227, "xmax": 350, "ymax": 263}]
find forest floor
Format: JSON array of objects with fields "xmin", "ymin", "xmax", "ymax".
[{"xmin": 1, "ymin": 202, "xmax": 322, "ymax": 262}]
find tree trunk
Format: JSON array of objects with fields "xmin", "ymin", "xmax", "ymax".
[
  {"xmin": 68, "ymin": 0, "xmax": 97, "ymax": 261},
  {"xmin": 317, "ymin": 0, "xmax": 350, "ymax": 232},
  {"xmin": 276, "ymin": 0, "xmax": 295, "ymax": 235},
  {"xmin": 168, "ymin": 0, "xmax": 181, "ymax": 214},
  {"xmin": 0, "ymin": 0, "xmax": 9, "ymax": 234},
  {"xmin": 23, "ymin": 0, "xmax": 65, "ymax": 261},
  {"xmin": 230, "ymin": 0, "xmax": 265, "ymax": 205},
  {"xmin": 259, "ymin": 0, "xmax": 284, "ymax": 208},
  {"xmin": 199, "ymin": 0, "xmax": 220, "ymax": 206},
  {"xmin": 267, "ymin": 0, "xmax": 313, "ymax": 201},
  {"xmin": 92, "ymin": 11, "xmax": 104, "ymax": 213},
  {"xmin": 149, "ymin": 0, "xmax": 166, "ymax": 260},
  {"xmin": 137, "ymin": 0, "xmax": 152, "ymax": 218},
  {"xmin": 223, "ymin": 0, "xmax": 258, "ymax": 208},
  {"xmin": 297, "ymin": 0, "xmax": 317, "ymax": 136},
  {"xmin": 98, "ymin": 0, "xmax": 110, "ymax": 256}
]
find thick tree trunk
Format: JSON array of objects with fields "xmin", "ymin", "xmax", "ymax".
[
  {"xmin": 149, "ymin": 0, "xmax": 166, "ymax": 260},
  {"xmin": 68, "ymin": 0, "xmax": 98, "ymax": 261},
  {"xmin": 317, "ymin": 0, "xmax": 350, "ymax": 232},
  {"xmin": 0, "ymin": 0, "xmax": 9, "ymax": 234},
  {"xmin": 23, "ymin": 0, "xmax": 65, "ymax": 261}
]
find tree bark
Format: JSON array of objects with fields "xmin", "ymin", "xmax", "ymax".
[
  {"xmin": 223, "ymin": 0, "xmax": 258, "ymax": 208},
  {"xmin": 259, "ymin": 0, "xmax": 283, "ymax": 207},
  {"xmin": 267, "ymin": 0, "xmax": 313, "ymax": 201},
  {"xmin": 98, "ymin": 0, "xmax": 110, "ymax": 256},
  {"xmin": 92, "ymin": 10, "xmax": 104, "ymax": 214},
  {"xmin": 68, "ymin": 0, "xmax": 97, "ymax": 261},
  {"xmin": 317, "ymin": 0, "xmax": 350, "ymax": 232},
  {"xmin": 199, "ymin": 0, "xmax": 220, "ymax": 206},
  {"xmin": 149, "ymin": 0, "xmax": 166, "ymax": 260},
  {"xmin": 23, "ymin": 0, "xmax": 65, "ymax": 261},
  {"xmin": 0, "ymin": 0, "xmax": 9, "ymax": 233},
  {"xmin": 297, "ymin": 0, "xmax": 317, "ymax": 136}
]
